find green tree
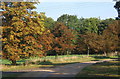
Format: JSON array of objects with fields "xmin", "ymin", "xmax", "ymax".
[
  {"xmin": 114, "ymin": 1, "xmax": 120, "ymax": 20},
  {"xmin": 57, "ymin": 14, "xmax": 79, "ymax": 30},
  {"xmin": 2, "ymin": 2, "xmax": 45, "ymax": 65},
  {"xmin": 44, "ymin": 17, "xmax": 55, "ymax": 31},
  {"xmin": 98, "ymin": 18, "xmax": 115, "ymax": 34},
  {"xmin": 76, "ymin": 18, "xmax": 100, "ymax": 55},
  {"xmin": 80, "ymin": 18, "xmax": 100, "ymax": 34}
]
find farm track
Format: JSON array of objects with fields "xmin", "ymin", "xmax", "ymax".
[{"xmin": 13, "ymin": 59, "xmax": 116, "ymax": 78}]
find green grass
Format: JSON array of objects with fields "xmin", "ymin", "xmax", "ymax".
[
  {"xmin": 2, "ymin": 54, "xmax": 118, "ymax": 72},
  {"xmin": 76, "ymin": 59, "xmax": 120, "ymax": 77},
  {"xmin": 2, "ymin": 55, "xmax": 95, "ymax": 71},
  {"xmin": 1, "ymin": 55, "xmax": 93, "ymax": 65}
]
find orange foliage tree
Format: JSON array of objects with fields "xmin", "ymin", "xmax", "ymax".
[
  {"xmin": 38, "ymin": 30, "xmax": 54, "ymax": 57},
  {"xmin": 80, "ymin": 20, "xmax": 119, "ymax": 56},
  {"xmin": 52, "ymin": 23, "xmax": 76, "ymax": 56},
  {"xmin": 2, "ymin": 2, "xmax": 45, "ymax": 65}
]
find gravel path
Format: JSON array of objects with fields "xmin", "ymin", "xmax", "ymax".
[{"xmin": 16, "ymin": 59, "xmax": 115, "ymax": 77}]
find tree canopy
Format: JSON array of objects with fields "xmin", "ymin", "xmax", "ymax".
[{"xmin": 2, "ymin": 2, "xmax": 45, "ymax": 65}]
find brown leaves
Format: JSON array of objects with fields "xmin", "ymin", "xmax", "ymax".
[
  {"xmin": 38, "ymin": 31, "xmax": 54, "ymax": 55},
  {"xmin": 52, "ymin": 23, "xmax": 76, "ymax": 54},
  {"xmin": 79, "ymin": 20, "xmax": 119, "ymax": 53},
  {"xmin": 2, "ymin": 2, "xmax": 45, "ymax": 63}
]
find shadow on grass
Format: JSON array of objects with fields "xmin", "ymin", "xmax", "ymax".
[
  {"xmin": 90, "ymin": 56, "xmax": 111, "ymax": 61},
  {"xmin": 91, "ymin": 55, "xmax": 119, "ymax": 62},
  {"xmin": 91, "ymin": 55, "xmax": 119, "ymax": 61},
  {"xmin": 2, "ymin": 71, "xmax": 27, "ymax": 79},
  {"xmin": 38, "ymin": 60, "xmax": 80, "ymax": 68},
  {"xmin": 76, "ymin": 58, "xmax": 120, "ymax": 78},
  {"xmin": 95, "ymin": 59, "xmax": 120, "ymax": 66},
  {"xmin": 4, "ymin": 60, "xmax": 26, "ymax": 66},
  {"xmin": 91, "ymin": 56, "xmax": 111, "ymax": 59},
  {"xmin": 4, "ymin": 64, "xmax": 23, "ymax": 66}
]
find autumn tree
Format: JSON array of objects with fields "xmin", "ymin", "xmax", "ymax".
[
  {"xmin": 96, "ymin": 20, "xmax": 119, "ymax": 56},
  {"xmin": 76, "ymin": 18, "xmax": 100, "ymax": 55},
  {"xmin": 104, "ymin": 20, "xmax": 120, "ymax": 54},
  {"xmin": 80, "ymin": 20, "xmax": 119, "ymax": 56},
  {"xmin": 52, "ymin": 23, "xmax": 76, "ymax": 56},
  {"xmin": 2, "ymin": 2, "xmax": 45, "ymax": 65},
  {"xmin": 38, "ymin": 30, "xmax": 54, "ymax": 57},
  {"xmin": 78, "ymin": 33, "xmax": 95, "ymax": 56},
  {"xmin": 75, "ymin": 34, "xmax": 87, "ymax": 54}
]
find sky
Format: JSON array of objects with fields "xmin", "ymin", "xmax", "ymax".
[
  {"xmin": 34, "ymin": 1, "xmax": 117, "ymax": 21},
  {"xmin": 0, "ymin": 0, "xmax": 117, "ymax": 20},
  {"xmin": 38, "ymin": 0, "xmax": 115, "ymax": 2}
]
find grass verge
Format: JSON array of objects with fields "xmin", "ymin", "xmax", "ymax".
[
  {"xmin": 76, "ymin": 59, "xmax": 120, "ymax": 77},
  {"xmin": 2, "ymin": 55, "xmax": 118, "ymax": 71},
  {"xmin": 2, "ymin": 55, "xmax": 95, "ymax": 71}
]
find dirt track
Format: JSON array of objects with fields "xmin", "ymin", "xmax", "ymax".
[{"xmin": 16, "ymin": 59, "xmax": 114, "ymax": 77}]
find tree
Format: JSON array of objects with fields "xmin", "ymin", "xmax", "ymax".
[
  {"xmin": 57, "ymin": 14, "xmax": 79, "ymax": 30},
  {"xmin": 75, "ymin": 18, "xmax": 100, "ymax": 55},
  {"xmin": 98, "ymin": 18, "xmax": 115, "ymax": 34},
  {"xmin": 114, "ymin": 1, "xmax": 120, "ymax": 20},
  {"xmin": 2, "ymin": 2, "xmax": 45, "ymax": 65},
  {"xmin": 80, "ymin": 18, "xmax": 100, "ymax": 34},
  {"xmin": 38, "ymin": 30, "xmax": 54, "ymax": 56},
  {"xmin": 81, "ymin": 20, "xmax": 119, "ymax": 56},
  {"xmin": 105, "ymin": 20, "xmax": 120, "ymax": 53},
  {"xmin": 75, "ymin": 34, "xmax": 87, "ymax": 54},
  {"xmin": 44, "ymin": 16, "xmax": 55, "ymax": 31},
  {"xmin": 78, "ymin": 33, "xmax": 95, "ymax": 56},
  {"xmin": 52, "ymin": 23, "xmax": 76, "ymax": 56}
]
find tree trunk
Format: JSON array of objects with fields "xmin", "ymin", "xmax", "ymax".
[
  {"xmin": 67, "ymin": 50, "xmax": 69, "ymax": 55},
  {"xmin": 87, "ymin": 46, "xmax": 90, "ymax": 56},
  {"xmin": 104, "ymin": 51, "xmax": 107, "ymax": 56},
  {"xmin": 55, "ymin": 53, "xmax": 58, "ymax": 59},
  {"xmin": 115, "ymin": 51, "xmax": 118, "ymax": 56},
  {"xmin": 11, "ymin": 60, "xmax": 17, "ymax": 65},
  {"xmin": 104, "ymin": 51, "xmax": 111, "ymax": 56},
  {"xmin": 43, "ymin": 53, "xmax": 47, "ymax": 62},
  {"xmin": 44, "ymin": 56, "xmax": 46, "ymax": 62}
]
